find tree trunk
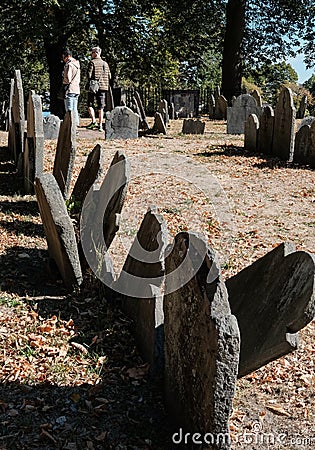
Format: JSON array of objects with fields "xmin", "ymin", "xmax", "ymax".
[
  {"xmin": 44, "ymin": 40, "xmax": 67, "ymax": 118},
  {"xmin": 222, "ymin": 0, "xmax": 246, "ymax": 104}
]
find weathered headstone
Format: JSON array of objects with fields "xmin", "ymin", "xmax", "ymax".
[
  {"xmin": 158, "ymin": 99, "xmax": 169, "ymax": 125},
  {"xmin": 296, "ymin": 95, "xmax": 307, "ymax": 119},
  {"xmin": 53, "ymin": 111, "xmax": 77, "ymax": 199},
  {"xmin": 251, "ymin": 89, "xmax": 263, "ymax": 107},
  {"xmin": 24, "ymin": 92, "xmax": 44, "ymax": 194},
  {"xmin": 164, "ymin": 232, "xmax": 240, "ymax": 447},
  {"xmin": 182, "ymin": 118, "xmax": 205, "ymax": 135},
  {"xmin": 34, "ymin": 173, "xmax": 83, "ymax": 288},
  {"xmin": 257, "ymin": 105, "xmax": 274, "ymax": 154},
  {"xmin": 106, "ymin": 85, "xmax": 114, "ymax": 112},
  {"xmin": 209, "ymin": 94, "xmax": 215, "ymax": 119},
  {"xmin": 169, "ymin": 102, "xmax": 175, "ymax": 120},
  {"xmin": 244, "ymin": 113, "xmax": 259, "ymax": 152},
  {"xmin": 134, "ymin": 91, "xmax": 149, "ymax": 131},
  {"xmin": 8, "ymin": 70, "xmax": 25, "ymax": 165},
  {"xmin": 217, "ymin": 95, "xmax": 228, "ymax": 120},
  {"xmin": 115, "ymin": 206, "xmax": 168, "ymax": 374},
  {"xmin": 293, "ymin": 124, "xmax": 313, "ymax": 166},
  {"xmin": 227, "ymin": 94, "xmax": 262, "ymax": 134},
  {"xmin": 43, "ymin": 114, "xmax": 61, "ymax": 140},
  {"xmin": 226, "ymin": 242, "xmax": 315, "ymax": 378},
  {"xmin": 272, "ymin": 87, "xmax": 296, "ymax": 161},
  {"xmin": 105, "ymin": 106, "xmax": 139, "ymax": 140},
  {"xmin": 153, "ymin": 112, "xmax": 166, "ymax": 134}
]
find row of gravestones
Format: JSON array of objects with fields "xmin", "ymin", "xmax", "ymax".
[{"xmin": 244, "ymin": 86, "xmax": 315, "ymax": 166}]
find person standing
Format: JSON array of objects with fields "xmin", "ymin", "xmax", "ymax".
[
  {"xmin": 62, "ymin": 49, "xmax": 80, "ymax": 127},
  {"xmin": 86, "ymin": 46, "xmax": 111, "ymax": 132}
]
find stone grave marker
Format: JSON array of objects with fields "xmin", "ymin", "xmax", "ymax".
[
  {"xmin": 251, "ymin": 89, "xmax": 263, "ymax": 107},
  {"xmin": 8, "ymin": 70, "xmax": 25, "ymax": 165},
  {"xmin": 164, "ymin": 232, "xmax": 240, "ymax": 445},
  {"xmin": 244, "ymin": 113, "xmax": 259, "ymax": 152},
  {"xmin": 209, "ymin": 94, "xmax": 215, "ymax": 119},
  {"xmin": 134, "ymin": 91, "xmax": 149, "ymax": 131},
  {"xmin": 296, "ymin": 95, "xmax": 307, "ymax": 119},
  {"xmin": 115, "ymin": 206, "xmax": 168, "ymax": 374},
  {"xmin": 226, "ymin": 242, "xmax": 315, "ymax": 378},
  {"xmin": 24, "ymin": 92, "xmax": 44, "ymax": 194},
  {"xmin": 217, "ymin": 95, "xmax": 228, "ymax": 120},
  {"xmin": 169, "ymin": 102, "xmax": 175, "ymax": 120},
  {"xmin": 105, "ymin": 106, "xmax": 139, "ymax": 139},
  {"xmin": 272, "ymin": 87, "xmax": 296, "ymax": 161},
  {"xmin": 34, "ymin": 173, "xmax": 82, "ymax": 288},
  {"xmin": 53, "ymin": 111, "xmax": 77, "ymax": 199},
  {"xmin": 227, "ymin": 94, "xmax": 262, "ymax": 134},
  {"xmin": 182, "ymin": 118, "xmax": 205, "ymax": 134},
  {"xmin": 293, "ymin": 120, "xmax": 315, "ymax": 167},
  {"xmin": 153, "ymin": 112, "xmax": 166, "ymax": 134},
  {"xmin": 158, "ymin": 99, "xmax": 169, "ymax": 125},
  {"xmin": 162, "ymin": 89, "xmax": 199, "ymax": 118},
  {"xmin": 257, "ymin": 105, "xmax": 274, "ymax": 154},
  {"xmin": 297, "ymin": 116, "xmax": 315, "ymax": 131},
  {"xmin": 43, "ymin": 114, "xmax": 61, "ymax": 140}
]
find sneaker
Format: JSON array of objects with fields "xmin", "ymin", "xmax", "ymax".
[
  {"xmin": 86, "ymin": 122, "xmax": 98, "ymax": 129},
  {"xmin": 98, "ymin": 126, "xmax": 104, "ymax": 132}
]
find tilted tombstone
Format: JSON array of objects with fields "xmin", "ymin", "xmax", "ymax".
[
  {"xmin": 251, "ymin": 89, "xmax": 263, "ymax": 107},
  {"xmin": 272, "ymin": 87, "xmax": 296, "ymax": 161},
  {"xmin": 24, "ymin": 92, "xmax": 44, "ymax": 194},
  {"xmin": 8, "ymin": 70, "xmax": 25, "ymax": 165},
  {"xmin": 43, "ymin": 114, "xmax": 61, "ymax": 140},
  {"xmin": 217, "ymin": 95, "xmax": 228, "ymax": 120},
  {"xmin": 296, "ymin": 95, "xmax": 307, "ymax": 119},
  {"xmin": 53, "ymin": 111, "xmax": 77, "ymax": 199},
  {"xmin": 115, "ymin": 206, "xmax": 168, "ymax": 374},
  {"xmin": 158, "ymin": 99, "xmax": 169, "ymax": 125},
  {"xmin": 257, "ymin": 105, "xmax": 274, "ymax": 155},
  {"xmin": 244, "ymin": 113, "xmax": 259, "ymax": 152},
  {"xmin": 134, "ymin": 91, "xmax": 149, "ymax": 131},
  {"xmin": 153, "ymin": 112, "xmax": 166, "ymax": 134},
  {"xmin": 105, "ymin": 106, "xmax": 139, "ymax": 140},
  {"xmin": 34, "ymin": 173, "xmax": 83, "ymax": 288},
  {"xmin": 182, "ymin": 118, "xmax": 205, "ymax": 135},
  {"xmin": 227, "ymin": 94, "xmax": 262, "ymax": 134},
  {"xmin": 164, "ymin": 232, "xmax": 240, "ymax": 447},
  {"xmin": 209, "ymin": 94, "xmax": 215, "ymax": 119},
  {"xmin": 293, "ymin": 124, "xmax": 315, "ymax": 166},
  {"xmin": 226, "ymin": 242, "xmax": 315, "ymax": 378}
]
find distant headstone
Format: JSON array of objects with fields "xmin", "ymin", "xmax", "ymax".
[
  {"xmin": 43, "ymin": 114, "xmax": 61, "ymax": 140},
  {"xmin": 105, "ymin": 106, "xmax": 139, "ymax": 140},
  {"xmin": 251, "ymin": 89, "xmax": 263, "ymax": 107},
  {"xmin": 227, "ymin": 94, "xmax": 262, "ymax": 134},
  {"xmin": 272, "ymin": 87, "xmax": 296, "ymax": 161},
  {"xmin": 153, "ymin": 112, "xmax": 166, "ymax": 134},
  {"xmin": 226, "ymin": 242, "xmax": 315, "ymax": 378},
  {"xmin": 34, "ymin": 173, "xmax": 82, "ymax": 288},
  {"xmin": 169, "ymin": 102, "xmax": 175, "ymax": 120},
  {"xmin": 106, "ymin": 85, "xmax": 114, "ymax": 112},
  {"xmin": 182, "ymin": 118, "xmax": 205, "ymax": 134},
  {"xmin": 257, "ymin": 105, "xmax": 274, "ymax": 154},
  {"xmin": 217, "ymin": 95, "xmax": 228, "ymax": 120},
  {"xmin": 162, "ymin": 89, "xmax": 199, "ymax": 118},
  {"xmin": 8, "ymin": 70, "xmax": 25, "ymax": 165},
  {"xmin": 296, "ymin": 95, "xmax": 307, "ymax": 119},
  {"xmin": 24, "ymin": 92, "xmax": 44, "ymax": 194},
  {"xmin": 293, "ymin": 121, "xmax": 315, "ymax": 167},
  {"xmin": 164, "ymin": 232, "xmax": 239, "ymax": 444},
  {"xmin": 209, "ymin": 94, "xmax": 215, "ymax": 119},
  {"xmin": 244, "ymin": 113, "xmax": 259, "ymax": 152},
  {"xmin": 158, "ymin": 99, "xmax": 169, "ymax": 125},
  {"xmin": 134, "ymin": 91, "xmax": 149, "ymax": 131}
]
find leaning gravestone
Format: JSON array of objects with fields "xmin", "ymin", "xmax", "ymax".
[
  {"xmin": 257, "ymin": 105, "xmax": 274, "ymax": 155},
  {"xmin": 134, "ymin": 91, "xmax": 149, "ymax": 131},
  {"xmin": 34, "ymin": 173, "xmax": 83, "ymax": 288},
  {"xmin": 227, "ymin": 94, "xmax": 262, "ymax": 134},
  {"xmin": 43, "ymin": 114, "xmax": 61, "ymax": 140},
  {"xmin": 182, "ymin": 118, "xmax": 205, "ymax": 134},
  {"xmin": 244, "ymin": 113, "xmax": 259, "ymax": 152},
  {"xmin": 53, "ymin": 111, "xmax": 77, "ymax": 199},
  {"xmin": 251, "ymin": 89, "xmax": 263, "ymax": 107},
  {"xmin": 158, "ymin": 99, "xmax": 169, "ymax": 125},
  {"xmin": 24, "ymin": 91, "xmax": 44, "ymax": 194},
  {"xmin": 164, "ymin": 232, "xmax": 240, "ymax": 447},
  {"xmin": 226, "ymin": 242, "xmax": 315, "ymax": 378},
  {"xmin": 105, "ymin": 106, "xmax": 139, "ymax": 140},
  {"xmin": 153, "ymin": 112, "xmax": 166, "ymax": 134},
  {"xmin": 115, "ymin": 206, "xmax": 168, "ymax": 374},
  {"xmin": 217, "ymin": 95, "xmax": 228, "ymax": 120},
  {"xmin": 8, "ymin": 70, "xmax": 25, "ymax": 165},
  {"xmin": 272, "ymin": 87, "xmax": 296, "ymax": 161}
]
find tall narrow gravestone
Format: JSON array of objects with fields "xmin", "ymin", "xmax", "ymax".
[
  {"xmin": 257, "ymin": 105, "xmax": 274, "ymax": 155},
  {"xmin": 164, "ymin": 232, "xmax": 240, "ymax": 448},
  {"xmin": 244, "ymin": 113, "xmax": 259, "ymax": 152},
  {"xmin": 8, "ymin": 70, "xmax": 25, "ymax": 166},
  {"xmin": 226, "ymin": 242, "xmax": 315, "ymax": 378},
  {"xmin": 272, "ymin": 87, "xmax": 296, "ymax": 161}
]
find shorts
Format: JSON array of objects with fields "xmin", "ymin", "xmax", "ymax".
[{"xmin": 87, "ymin": 90, "xmax": 107, "ymax": 109}]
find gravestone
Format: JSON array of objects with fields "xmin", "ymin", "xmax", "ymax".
[
  {"xmin": 53, "ymin": 111, "xmax": 77, "ymax": 199},
  {"xmin": 34, "ymin": 173, "xmax": 82, "ymax": 288},
  {"xmin": 297, "ymin": 116, "xmax": 315, "ymax": 131},
  {"xmin": 209, "ymin": 94, "xmax": 215, "ymax": 119},
  {"xmin": 293, "ymin": 124, "xmax": 314, "ymax": 166},
  {"xmin": 226, "ymin": 242, "xmax": 315, "ymax": 378},
  {"xmin": 272, "ymin": 87, "xmax": 296, "ymax": 161},
  {"xmin": 182, "ymin": 118, "xmax": 205, "ymax": 134},
  {"xmin": 24, "ymin": 92, "xmax": 44, "ymax": 194},
  {"xmin": 158, "ymin": 99, "xmax": 169, "ymax": 125},
  {"xmin": 227, "ymin": 94, "xmax": 262, "ymax": 134},
  {"xmin": 115, "ymin": 206, "xmax": 168, "ymax": 374},
  {"xmin": 257, "ymin": 105, "xmax": 274, "ymax": 154},
  {"xmin": 164, "ymin": 232, "xmax": 240, "ymax": 446},
  {"xmin": 162, "ymin": 89, "xmax": 199, "ymax": 118},
  {"xmin": 43, "ymin": 114, "xmax": 61, "ymax": 140},
  {"xmin": 169, "ymin": 102, "xmax": 175, "ymax": 120},
  {"xmin": 8, "ymin": 70, "xmax": 25, "ymax": 165},
  {"xmin": 244, "ymin": 113, "xmax": 259, "ymax": 152},
  {"xmin": 153, "ymin": 112, "xmax": 166, "ymax": 134},
  {"xmin": 251, "ymin": 89, "xmax": 263, "ymax": 107},
  {"xmin": 217, "ymin": 95, "xmax": 228, "ymax": 120},
  {"xmin": 134, "ymin": 91, "xmax": 149, "ymax": 131},
  {"xmin": 106, "ymin": 85, "xmax": 114, "ymax": 111},
  {"xmin": 105, "ymin": 106, "xmax": 139, "ymax": 140},
  {"xmin": 296, "ymin": 95, "xmax": 307, "ymax": 119}
]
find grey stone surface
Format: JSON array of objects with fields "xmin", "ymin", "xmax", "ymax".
[
  {"xmin": 8, "ymin": 70, "xmax": 25, "ymax": 165},
  {"xmin": 257, "ymin": 105, "xmax": 274, "ymax": 154},
  {"xmin": 43, "ymin": 114, "xmax": 61, "ymax": 140},
  {"xmin": 272, "ymin": 87, "xmax": 296, "ymax": 161},
  {"xmin": 105, "ymin": 106, "xmax": 139, "ymax": 140},
  {"xmin": 164, "ymin": 232, "xmax": 239, "ymax": 445},
  {"xmin": 297, "ymin": 116, "xmax": 315, "ymax": 131},
  {"xmin": 34, "ymin": 173, "xmax": 82, "ymax": 288},
  {"xmin": 293, "ymin": 124, "xmax": 314, "ymax": 166},
  {"xmin": 24, "ymin": 92, "xmax": 44, "ymax": 194},
  {"xmin": 153, "ymin": 112, "xmax": 166, "ymax": 134},
  {"xmin": 169, "ymin": 102, "xmax": 175, "ymax": 120},
  {"xmin": 53, "ymin": 111, "xmax": 77, "ymax": 199},
  {"xmin": 251, "ymin": 89, "xmax": 263, "ymax": 107},
  {"xmin": 158, "ymin": 99, "xmax": 169, "ymax": 125},
  {"xmin": 226, "ymin": 242, "xmax": 315, "ymax": 378},
  {"xmin": 182, "ymin": 118, "xmax": 205, "ymax": 134},
  {"xmin": 244, "ymin": 113, "xmax": 259, "ymax": 152},
  {"xmin": 227, "ymin": 94, "xmax": 262, "ymax": 134},
  {"xmin": 217, "ymin": 95, "xmax": 228, "ymax": 120}
]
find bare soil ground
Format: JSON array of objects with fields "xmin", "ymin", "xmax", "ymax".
[{"xmin": 0, "ymin": 117, "xmax": 314, "ymax": 449}]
